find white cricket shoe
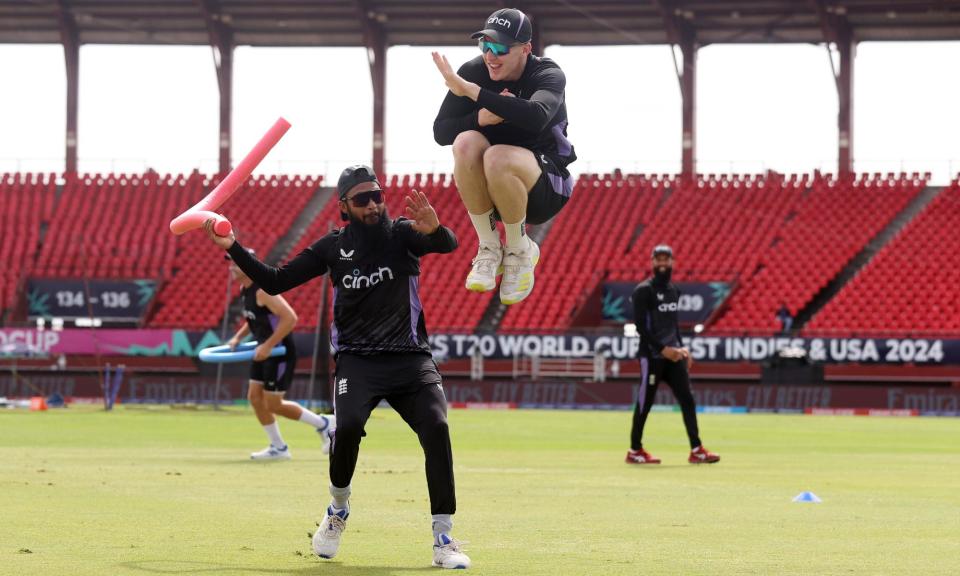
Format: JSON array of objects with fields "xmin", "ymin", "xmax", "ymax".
[
  {"xmin": 432, "ymin": 534, "xmax": 471, "ymax": 569},
  {"xmin": 500, "ymin": 238, "xmax": 540, "ymax": 305},
  {"xmin": 465, "ymin": 242, "xmax": 503, "ymax": 292},
  {"xmin": 250, "ymin": 444, "xmax": 291, "ymax": 460},
  {"xmin": 313, "ymin": 505, "xmax": 349, "ymax": 559},
  {"xmin": 317, "ymin": 414, "xmax": 336, "ymax": 456}
]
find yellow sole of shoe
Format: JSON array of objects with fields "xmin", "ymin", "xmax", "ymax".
[{"xmin": 500, "ymin": 253, "xmax": 539, "ymax": 305}]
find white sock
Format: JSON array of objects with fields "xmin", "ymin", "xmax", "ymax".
[
  {"xmin": 263, "ymin": 422, "xmax": 285, "ymax": 448},
  {"xmin": 298, "ymin": 407, "xmax": 330, "ymax": 430},
  {"xmin": 432, "ymin": 514, "xmax": 453, "ymax": 543},
  {"xmin": 504, "ymin": 219, "xmax": 528, "ymax": 253},
  {"xmin": 469, "ymin": 208, "xmax": 500, "ymax": 246},
  {"xmin": 330, "ymin": 484, "xmax": 351, "ymax": 510}
]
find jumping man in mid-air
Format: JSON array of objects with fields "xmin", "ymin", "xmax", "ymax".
[{"xmin": 433, "ymin": 7, "xmax": 576, "ymax": 305}]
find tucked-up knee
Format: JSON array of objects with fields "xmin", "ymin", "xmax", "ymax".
[
  {"xmin": 482, "ymin": 145, "xmax": 517, "ymax": 177},
  {"xmin": 484, "ymin": 145, "xmax": 540, "ymax": 186},
  {"xmin": 452, "ymin": 131, "xmax": 490, "ymax": 163}
]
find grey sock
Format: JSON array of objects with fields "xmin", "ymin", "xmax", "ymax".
[
  {"xmin": 432, "ymin": 514, "xmax": 453, "ymax": 541},
  {"xmin": 329, "ymin": 484, "xmax": 351, "ymax": 510}
]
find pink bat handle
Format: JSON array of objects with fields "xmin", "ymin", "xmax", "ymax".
[
  {"xmin": 173, "ymin": 210, "xmax": 233, "ymax": 237},
  {"xmin": 169, "ymin": 117, "xmax": 292, "ymax": 236}
]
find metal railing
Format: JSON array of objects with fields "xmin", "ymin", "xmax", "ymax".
[{"xmin": 503, "ymin": 353, "xmax": 607, "ymax": 382}]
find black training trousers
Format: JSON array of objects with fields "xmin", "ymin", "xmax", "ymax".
[
  {"xmin": 330, "ymin": 352, "xmax": 455, "ymax": 515},
  {"xmin": 630, "ymin": 357, "xmax": 702, "ymax": 450}
]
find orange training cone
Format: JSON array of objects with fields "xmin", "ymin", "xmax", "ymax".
[{"xmin": 30, "ymin": 396, "xmax": 48, "ymax": 411}]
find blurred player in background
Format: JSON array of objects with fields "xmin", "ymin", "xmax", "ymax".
[
  {"xmin": 224, "ymin": 249, "xmax": 334, "ymax": 460},
  {"xmin": 432, "ymin": 7, "xmax": 576, "ymax": 305},
  {"xmin": 627, "ymin": 245, "xmax": 721, "ymax": 465}
]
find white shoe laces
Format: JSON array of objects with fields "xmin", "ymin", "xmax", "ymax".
[
  {"xmin": 436, "ymin": 538, "xmax": 468, "ymax": 553},
  {"xmin": 502, "ymin": 251, "xmax": 533, "ymax": 281},
  {"xmin": 324, "ymin": 514, "xmax": 346, "ymax": 537},
  {"xmin": 502, "ymin": 255, "xmax": 526, "ymax": 274},
  {"xmin": 470, "ymin": 245, "xmax": 501, "ymax": 276}
]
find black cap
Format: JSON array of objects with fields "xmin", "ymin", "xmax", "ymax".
[
  {"xmin": 652, "ymin": 244, "xmax": 673, "ymax": 258},
  {"xmin": 471, "ymin": 8, "xmax": 533, "ymax": 45},
  {"xmin": 337, "ymin": 164, "xmax": 381, "ymax": 200},
  {"xmin": 337, "ymin": 164, "xmax": 382, "ymax": 221},
  {"xmin": 224, "ymin": 247, "xmax": 255, "ymax": 261}
]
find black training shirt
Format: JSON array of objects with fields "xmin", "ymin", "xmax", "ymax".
[
  {"xmin": 632, "ymin": 278, "xmax": 684, "ymax": 360},
  {"xmin": 241, "ymin": 284, "xmax": 296, "ymax": 354},
  {"xmin": 227, "ymin": 218, "xmax": 457, "ymax": 357}
]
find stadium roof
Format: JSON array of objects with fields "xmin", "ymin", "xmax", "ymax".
[
  {"xmin": 3, "ymin": 0, "xmax": 960, "ymax": 48},
  {"xmin": 4, "ymin": 1, "xmax": 957, "ymax": 177}
]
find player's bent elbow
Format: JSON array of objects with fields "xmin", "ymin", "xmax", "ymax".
[
  {"xmin": 525, "ymin": 113, "xmax": 552, "ymax": 135},
  {"xmin": 261, "ymin": 285, "xmax": 284, "ymax": 296},
  {"xmin": 522, "ymin": 102, "xmax": 555, "ymax": 133},
  {"xmin": 433, "ymin": 123, "xmax": 454, "ymax": 146}
]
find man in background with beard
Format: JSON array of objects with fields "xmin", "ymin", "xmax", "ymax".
[
  {"xmin": 626, "ymin": 245, "xmax": 721, "ymax": 466},
  {"xmin": 203, "ymin": 165, "xmax": 471, "ymax": 569}
]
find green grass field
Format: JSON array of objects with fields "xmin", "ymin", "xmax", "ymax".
[{"xmin": 1, "ymin": 405, "xmax": 958, "ymax": 575}]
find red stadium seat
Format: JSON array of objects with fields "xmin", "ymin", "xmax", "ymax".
[
  {"xmin": 2, "ymin": 171, "xmax": 950, "ymax": 339},
  {"xmin": 805, "ymin": 177, "xmax": 957, "ymax": 337}
]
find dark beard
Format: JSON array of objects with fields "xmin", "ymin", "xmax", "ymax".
[
  {"xmin": 653, "ymin": 265, "xmax": 672, "ymax": 285},
  {"xmin": 348, "ymin": 206, "xmax": 392, "ymax": 249}
]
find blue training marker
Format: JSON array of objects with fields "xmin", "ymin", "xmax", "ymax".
[{"xmin": 792, "ymin": 491, "xmax": 822, "ymax": 503}]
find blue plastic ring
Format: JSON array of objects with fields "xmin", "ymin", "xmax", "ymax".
[{"xmin": 198, "ymin": 341, "xmax": 287, "ymax": 363}]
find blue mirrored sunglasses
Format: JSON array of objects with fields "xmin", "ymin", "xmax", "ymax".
[{"xmin": 478, "ymin": 39, "xmax": 511, "ymax": 56}]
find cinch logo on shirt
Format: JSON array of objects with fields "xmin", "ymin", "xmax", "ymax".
[
  {"xmin": 342, "ymin": 266, "xmax": 395, "ymax": 289},
  {"xmin": 658, "ymin": 302, "xmax": 679, "ymax": 312}
]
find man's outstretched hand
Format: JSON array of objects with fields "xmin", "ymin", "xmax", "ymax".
[
  {"xmin": 432, "ymin": 52, "xmax": 480, "ymax": 100},
  {"xmin": 404, "ymin": 190, "xmax": 440, "ymax": 235}
]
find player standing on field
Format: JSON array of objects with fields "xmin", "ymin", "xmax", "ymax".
[{"xmin": 626, "ymin": 245, "xmax": 721, "ymax": 465}]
